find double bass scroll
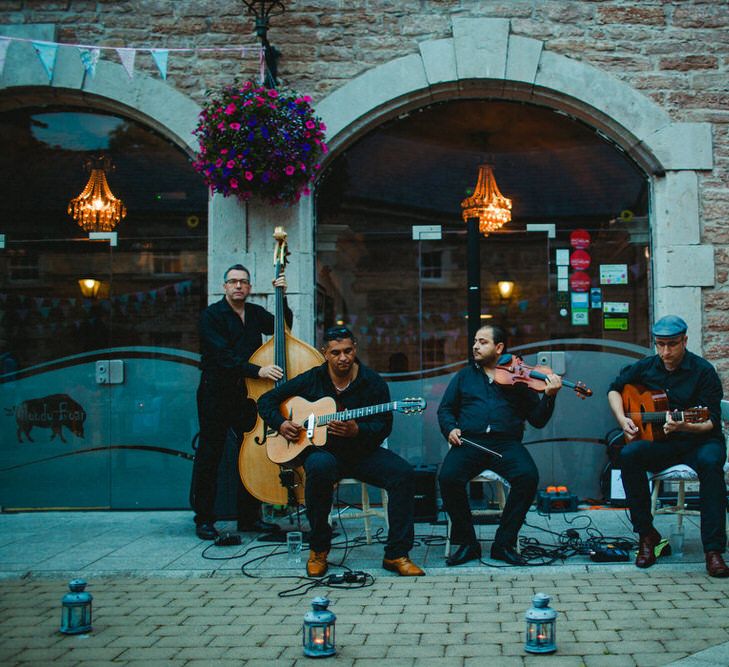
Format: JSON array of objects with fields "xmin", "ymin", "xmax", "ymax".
[{"xmin": 238, "ymin": 227, "xmax": 324, "ymax": 505}]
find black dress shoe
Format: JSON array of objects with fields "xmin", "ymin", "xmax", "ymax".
[
  {"xmin": 490, "ymin": 543, "xmax": 528, "ymax": 565},
  {"xmin": 237, "ymin": 518, "xmax": 282, "ymax": 533},
  {"xmin": 195, "ymin": 522, "xmax": 219, "ymax": 540},
  {"xmin": 446, "ymin": 542, "xmax": 481, "ymax": 566}
]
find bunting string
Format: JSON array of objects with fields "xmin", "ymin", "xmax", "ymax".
[{"xmin": 0, "ymin": 34, "xmax": 263, "ymax": 81}]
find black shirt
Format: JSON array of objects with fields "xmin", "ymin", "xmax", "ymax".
[
  {"xmin": 257, "ymin": 360, "xmax": 392, "ymax": 456},
  {"xmin": 198, "ymin": 296, "xmax": 293, "ymax": 386},
  {"xmin": 438, "ymin": 362, "xmax": 556, "ymax": 442},
  {"xmin": 608, "ymin": 350, "xmax": 724, "ymax": 441}
]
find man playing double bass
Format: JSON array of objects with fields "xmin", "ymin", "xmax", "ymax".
[
  {"xmin": 257, "ymin": 326, "xmax": 425, "ymax": 577},
  {"xmin": 191, "ymin": 264, "xmax": 291, "ymax": 541},
  {"xmin": 607, "ymin": 315, "xmax": 728, "ymax": 577}
]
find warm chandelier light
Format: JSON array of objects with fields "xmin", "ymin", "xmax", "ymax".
[
  {"xmin": 68, "ymin": 157, "xmax": 126, "ymax": 232},
  {"xmin": 461, "ymin": 164, "xmax": 512, "ymax": 236}
]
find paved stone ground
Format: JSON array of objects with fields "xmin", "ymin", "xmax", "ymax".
[{"xmin": 1, "ymin": 509, "xmax": 729, "ymax": 665}]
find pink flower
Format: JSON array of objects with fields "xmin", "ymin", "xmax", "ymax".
[
  {"xmin": 242, "ymin": 81, "xmax": 253, "ymax": 91},
  {"xmin": 230, "ymin": 178, "xmax": 239, "ymax": 189},
  {"xmin": 229, "ymin": 122, "xmax": 241, "ymax": 130},
  {"xmin": 215, "ymin": 159, "xmax": 223, "ymax": 168},
  {"xmin": 224, "ymin": 103, "xmax": 236, "ymax": 115},
  {"xmin": 319, "ymin": 122, "xmax": 327, "ymax": 131},
  {"xmin": 268, "ymin": 89, "xmax": 278, "ymax": 98},
  {"xmin": 285, "ymin": 165, "xmax": 295, "ymax": 176},
  {"xmin": 221, "ymin": 149, "xmax": 228, "ymax": 154},
  {"xmin": 321, "ymin": 143, "xmax": 329, "ymax": 154},
  {"xmin": 305, "ymin": 120, "xmax": 316, "ymax": 130},
  {"xmin": 217, "ymin": 122, "xmax": 226, "ymax": 130},
  {"xmin": 243, "ymin": 100, "xmax": 253, "ymax": 107},
  {"xmin": 226, "ymin": 160, "xmax": 235, "ymax": 169},
  {"xmin": 245, "ymin": 171, "xmax": 254, "ymax": 181}
]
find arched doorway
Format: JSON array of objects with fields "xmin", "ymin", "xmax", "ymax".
[
  {"xmin": 310, "ymin": 19, "xmax": 714, "ymax": 498},
  {"xmin": 0, "ymin": 102, "xmax": 208, "ymax": 509}
]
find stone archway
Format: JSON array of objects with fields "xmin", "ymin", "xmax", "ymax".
[
  {"xmin": 0, "ymin": 35, "xmax": 200, "ymax": 154},
  {"xmin": 315, "ymin": 17, "xmax": 714, "ymax": 349}
]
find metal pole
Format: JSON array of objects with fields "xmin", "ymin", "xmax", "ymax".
[{"xmin": 466, "ymin": 217, "xmax": 481, "ymax": 360}]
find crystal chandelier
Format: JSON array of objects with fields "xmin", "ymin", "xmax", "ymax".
[
  {"xmin": 68, "ymin": 157, "xmax": 126, "ymax": 232},
  {"xmin": 461, "ymin": 164, "xmax": 512, "ymax": 236}
]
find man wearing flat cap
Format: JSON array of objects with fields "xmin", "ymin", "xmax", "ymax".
[{"xmin": 607, "ymin": 315, "xmax": 727, "ymax": 577}]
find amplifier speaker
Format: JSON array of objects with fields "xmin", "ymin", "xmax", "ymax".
[{"xmin": 413, "ymin": 464, "xmax": 438, "ymax": 523}]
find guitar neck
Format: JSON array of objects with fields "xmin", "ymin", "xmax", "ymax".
[
  {"xmin": 317, "ymin": 401, "xmax": 398, "ymax": 425},
  {"xmin": 628, "ymin": 410, "xmax": 687, "ymax": 424}
]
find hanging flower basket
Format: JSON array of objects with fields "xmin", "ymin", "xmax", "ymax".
[{"xmin": 192, "ymin": 81, "xmax": 328, "ymax": 206}]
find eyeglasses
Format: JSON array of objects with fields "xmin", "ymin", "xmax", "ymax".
[
  {"xmin": 225, "ymin": 278, "xmax": 250, "ymax": 286},
  {"xmin": 323, "ymin": 326, "xmax": 355, "ymax": 342}
]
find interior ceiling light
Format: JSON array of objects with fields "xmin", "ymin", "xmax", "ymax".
[{"xmin": 461, "ymin": 164, "xmax": 512, "ymax": 236}]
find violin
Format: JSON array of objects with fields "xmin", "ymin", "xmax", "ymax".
[{"xmin": 494, "ymin": 354, "xmax": 593, "ymax": 399}]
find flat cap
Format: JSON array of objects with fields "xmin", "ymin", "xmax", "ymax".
[{"xmin": 652, "ymin": 315, "xmax": 688, "ymax": 337}]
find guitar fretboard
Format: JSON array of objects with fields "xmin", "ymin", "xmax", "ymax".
[
  {"xmin": 316, "ymin": 401, "xmax": 399, "ymax": 425},
  {"xmin": 628, "ymin": 410, "xmax": 687, "ymax": 423}
]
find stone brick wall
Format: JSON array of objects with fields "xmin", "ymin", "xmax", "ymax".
[{"xmin": 1, "ymin": 0, "xmax": 728, "ymax": 383}]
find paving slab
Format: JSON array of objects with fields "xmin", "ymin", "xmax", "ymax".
[{"xmin": 1, "ymin": 508, "xmax": 728, "ymax": 665}]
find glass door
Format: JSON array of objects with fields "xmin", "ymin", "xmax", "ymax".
[{"xmin": 0, "ymin": 237, "xmax": 113, "ymax": 509}]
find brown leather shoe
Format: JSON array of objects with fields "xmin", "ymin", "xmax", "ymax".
[
  {"xmin": 635, "ymin": 527, "xmax": 661, "ymax": 568},
  {"xmin": 706, "ymin": 551, "xmax": 729, "ymax": 578},
  {"xmin": 306, "ymin": 550, "xmax": 329, "ymax": 577},
  {"xmin": 382, "ymin": 556, "xmax": 425, "ymax": 576}
]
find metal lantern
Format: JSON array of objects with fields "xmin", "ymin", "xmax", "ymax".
[
  {"xmin": 525, "ymin": 592, "xmax": 557, "ymax": 654},
  {"xmin": 60, "ymin": 579, "xmax": 93, "ymax": 635},
  {"xmin": 303, "ymin": 596, "xmax": 336, "ymax": 658}
]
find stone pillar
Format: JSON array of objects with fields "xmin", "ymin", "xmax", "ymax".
[{"xmin": 207, "ymin": 192, "xmax": 317, "ymax": 345}]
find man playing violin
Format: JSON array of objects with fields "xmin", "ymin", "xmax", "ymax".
[
  {"xmin": 191, "ymin": 264, "xmax": 291, "ymax": 541},
  {"xmin": 257, "ymin": 326, "xmax": 425, "ymax": 578},
  {"xmin": 438, "ymin": 324, "xmax": 563, "ymax": 566},
  {"xmin": 607, "ymin": 315, "xmax": 727, "ymax": 577}
]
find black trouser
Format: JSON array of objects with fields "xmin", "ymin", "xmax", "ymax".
[
  {"xmin": 439, "ymin": 438, "xmax": 539, "ymax": 548},
  {"xmin": 303, "ymin": 446, "xmax": 416, "ymax": 560},
  {"xmin": 191, "ymin": 374, "xmax": 260, "ymax": 526},
  {"xmin": 619, "ymin": 437, "xmax": 727, "ymax": 553}
]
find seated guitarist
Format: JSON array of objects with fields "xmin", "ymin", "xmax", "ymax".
[
  {"xmin": 607, "ymin": 315, "xmax": 727, "ymax": 577},
  {"xmin": 256, "ymin": 326, "xmax": 425, "ymax": 578}
]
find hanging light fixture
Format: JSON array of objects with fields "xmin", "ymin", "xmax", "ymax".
[
  {"xmin": 68, "ymin": 157, "xmax": 126, "ymax": 233},
  {"xmin": 461, "ymin": 164, "xmax": 512, "ymax": 236}
]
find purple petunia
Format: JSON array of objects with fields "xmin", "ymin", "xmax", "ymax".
[{"xmin": 192, "ymin": 80, "xmax": 328, "ymax": 205}]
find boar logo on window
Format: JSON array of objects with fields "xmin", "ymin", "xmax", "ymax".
[{"xmin": 7, "ymin": 394, "xmax": 87, "ymax": 443}]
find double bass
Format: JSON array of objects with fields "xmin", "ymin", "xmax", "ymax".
[{"xmin": 238, "ymin": 227, "xmax": 324, "ymax": 505}]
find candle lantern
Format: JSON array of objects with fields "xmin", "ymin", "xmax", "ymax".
[
  {"xmin": 60, "ymin": 579, "xmax": 93, "ymax": 635},
  {"xmin": 525, "ymin": 592, "xmax": 557, "ymax": 654},
  {"xmin": 303, "ymin": 596, "xmax": 336, "ymax": 658}
]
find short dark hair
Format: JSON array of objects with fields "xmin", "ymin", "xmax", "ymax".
[
  {"xmin": 322, "ymin": 326, "xmax": 356, "ymax": 345},
  {"xmin": 223, "ymin": 264, "xmax": 250, "ymax": 282},
  {"xmin": 478, "ymin": 323, "xmax": 508, "ymax": 351}
]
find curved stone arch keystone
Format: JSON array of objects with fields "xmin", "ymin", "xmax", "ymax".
[{"xmin": 316, "ymin": 18, "xmax": 715, "ymax": 349}]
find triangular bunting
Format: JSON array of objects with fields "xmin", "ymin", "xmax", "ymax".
[
  {"xmin": 78, "ymin": 47, "xmax": 101, "ymax": 77},
  {"xmin": 150, "ymin": 49, "xmax": 168, "ymax": 79},
  {"xmin": 31, "ymin": 41, "xmax": 59, "ymax": 81},
  {"xmin": 0, "ymin": 38, "xmax": 10, "ymax": 78},
  {"xmin": 116, "ymin": 47, "xmax": 136, "ymax": 79}
]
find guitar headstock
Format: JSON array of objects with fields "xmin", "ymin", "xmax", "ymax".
[
  {"xmin": 684, "ymin": 406, "xmax": 710, "ymax": 423},
  {"xmin": 396, "ymin": 397, "xmax": 426, "ymax": 414}
]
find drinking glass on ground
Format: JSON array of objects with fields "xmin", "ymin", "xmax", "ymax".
[{"xmin": 287, "ymin": 531, "xmax": 303, "ymax": 565}]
